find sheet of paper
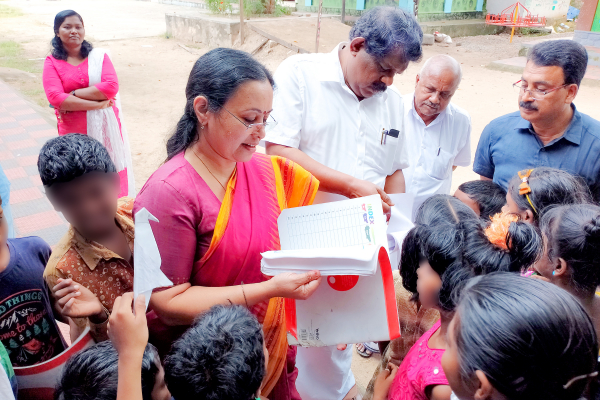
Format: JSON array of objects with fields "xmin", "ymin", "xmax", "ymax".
[
  {"xmin": 388, "ymin": 193, "xmax": 415, "ymax": 234},
  {"xmin": 278, "ymin": 194, "xmax": 388, "ymax": 251},
  {"xmin": 386, "ymin": 193, "xmax": 415, "ymax": 252},
  {"xmin": 261, "ymin": 245, "xmax": 379, "ymax": 276},
  {"xmin": 133, "ymin": 208, "xmax": 173, "ymax": 311}
]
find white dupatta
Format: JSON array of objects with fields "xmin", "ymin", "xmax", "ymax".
[{"xmin": 87, "ymin": 48, "xmax": 135, "ymax": 196}]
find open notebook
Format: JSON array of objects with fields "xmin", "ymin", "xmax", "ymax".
[{"xmin": 261, "ymin": 194, "xmax": 400, "ymax": 347}]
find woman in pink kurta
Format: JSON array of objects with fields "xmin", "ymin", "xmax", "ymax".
[
  {"xmin": 43, "ymin": 52, "xmax": 120, "ymax": 136},
  {"xmin": 42, "ymin": 10, "xmax": 133, "ymax": 197}
]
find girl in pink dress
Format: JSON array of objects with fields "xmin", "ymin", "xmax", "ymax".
[
  {"xmin": 370, "ymin": 195, "xmax": 476, "ymax": 400},
  {"xmin": 42, "ymin": 10, "xmax": 134, "ymax": 197},
  {"xmin": 380, "ymin": 222, "xmax": 464, "ymax": 400},
  {"xmin": 372, "ymin": 198, "xmax": 543, "ymax": 400}
]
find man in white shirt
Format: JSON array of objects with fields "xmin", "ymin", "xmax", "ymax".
[
  {"xmin": 403, "ymin": 55, "xmax": 471, "ymax": 217},
  {"xmin": 265, "ymin": 6, "xmax": 423, "ymax": 400}
]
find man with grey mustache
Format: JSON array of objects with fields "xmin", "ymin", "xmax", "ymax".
[{"xmin": 473, "ymin": 40, "xmax": 600, "ymax": 201}]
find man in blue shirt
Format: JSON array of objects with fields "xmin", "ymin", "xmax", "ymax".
[{"xmin": 473, "ymin": 40, "xmax": 600, "ymax": 200}]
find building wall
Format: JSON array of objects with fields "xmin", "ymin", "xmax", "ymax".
[{"xmin": 298, "ymin": 0, "xmax": 484, "ymax": 17}]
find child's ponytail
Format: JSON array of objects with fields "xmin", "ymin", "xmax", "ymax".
[
  {"xmin": 506, "ymin": 220, "xmax": 542, "ymax": 271},
  {"xmin": 540, "ymin": 204, "xmax": 600, "ymax": 294},
  {"xmin": 462, "ymin": 214, "xmax": 541, "ymax": 275}
]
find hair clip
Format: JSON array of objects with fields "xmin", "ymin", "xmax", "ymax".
[
  {"xmin": 518, "ymin": 169, "xmax": 533, "ymax": 195},
  {"xmin": 563, "ymin": 371, "xmax": 598, "ymax": 389},
  {"xmin": 517, "ymin": 169, "xmax": 538, "ymax": 214},
  {"xmin": 484, "ymin": 213, "xmax": 519, "ymax": 250}
]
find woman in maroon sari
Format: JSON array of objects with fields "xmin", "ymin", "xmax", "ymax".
[{"xmin": 134, "ymin": 49, "xmax": 321, "ymax": 400}]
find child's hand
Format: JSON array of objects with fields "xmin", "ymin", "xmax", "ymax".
[
  {"xmin": 373, "ymin": 362, "xmax": 399, "ymax": 400},
  {"xmin": 53, "ymin": 278, "xmax": 107, "ymax": 323},
  {"xmin": 108, "ymin": 293, "xmax": 148, "ymax": 358}
]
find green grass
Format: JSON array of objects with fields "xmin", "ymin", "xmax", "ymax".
[
  {"xmin": 0, "ymin": 4, "xmax": 23, "ymax": 18},
  {"xmin": 0, "ymin": 41, "xmax": 41, "ymax": 73}
]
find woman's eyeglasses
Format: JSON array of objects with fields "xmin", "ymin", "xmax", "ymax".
[{"xmin": 223, "ymin": 107, "xmax": 277, "ymax": 131}]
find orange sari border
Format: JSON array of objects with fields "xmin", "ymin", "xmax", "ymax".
[
  {"xmin": 199, "ymin": 168, "xmax": 238, "ymax": 264},
  {"xmin": 199, "ymin": 154, "xmax": 319, "ymax": 397}
]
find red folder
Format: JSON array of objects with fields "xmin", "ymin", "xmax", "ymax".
[{"xmin": 286, "ymin": 247, "xmax": 400, "ymax": 347}]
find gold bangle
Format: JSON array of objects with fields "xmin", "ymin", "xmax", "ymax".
[
  {"xmin": 240, "ymin": 282, "xmax": 249, "ymax": 309},
  {"xmin": 96, "ymin": 304, "xmax": 110, "ymax": 324}
]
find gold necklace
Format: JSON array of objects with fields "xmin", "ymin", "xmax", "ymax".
[{"xmin": 191, "ymin": 148, "xmax": 232, "ymax": 191}]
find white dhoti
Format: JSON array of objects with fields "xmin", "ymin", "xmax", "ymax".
[{"xmin": 295, "ymin": 345, "xmax": 355, "ymax": 400}]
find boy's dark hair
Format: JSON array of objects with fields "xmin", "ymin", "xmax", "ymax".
[
  {"xmin": 462, "ymin": 218, "xmax": 541, "ymax": 275},
  {"xmin": 540, "ymin": 204, "xmax": 600, "ymax": 294},
  {"xmin": 528, "ymin": 40, "xmax": 588, "ymax": 87},
  {"xmin": 457, "ymin": 180, "xmax": 507, "ymax": 221},
  {"xmin": 507, "ymin": 167, "xmax": 592, "ymax": 224},
  {"xmin": 164, "ymin": 305, "xmax": 265, "ymax": 400},
  {"xmin": 54, "ymin": 341, "xmax": 160, "ymax": 400},
  {"xmin": 454, "ymin": 273, "xmax": 598, "ymax": 400},
  {"xmin": 38, "ymin": 133, "xmax": 116, "ymax": 187}
]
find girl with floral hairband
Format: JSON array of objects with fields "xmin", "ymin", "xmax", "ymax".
[{"xmin": 503, "ymin": 167, "xmax": 592, "ymax": 225}]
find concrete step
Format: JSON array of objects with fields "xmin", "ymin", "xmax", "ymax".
[
  {"xmin": 418, "ymin": 19, "xmax": 505, "ymax": 37},
  {"xmin": 517, "ymin": 34, "xmax": 574, "ymax": 56},
  {"xmin": 518, "ymin": 38, "xmax": 600, "ymax": 68},
  {"xmin": 487, "ymin": 56, "xmax": 600, "ymax": 85},
  {"xmin": 145, "ymin": 0, "xmax": 209, "ymax": 9},
  {"xmin": 337, "ymin": 17, "xmax": 505, "ymax": 37}
]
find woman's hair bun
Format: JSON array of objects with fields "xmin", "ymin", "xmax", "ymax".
[{"xmin": 584, "ymin": 214, "xmax": 600, "ymax": 236}]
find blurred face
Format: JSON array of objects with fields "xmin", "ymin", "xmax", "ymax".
[
  {"xmin": 442, "ymin": 314, "xmax": 475, "ymax": 400},
  {"xmin": 200, "ymin": 80, "xmax": 273, "ymax": 163},
  {"xmin": 46, "ymin": 172, "xmax": 120, "ymax": 237},
  {"xmin": 151, "ymin": 360, "xmax": 171, "ymax": 400},
  {"xmin": 416, "ymin": 259, "xmax": 442, "ymax": 309},
  {"xmin": 57, "ymin": 15, "xmax": 85, "ymax": 48},
  {"xmin": 518, "ymin": 61, "xmax": 576, "ymax": 126},
  {"xmin": 345, "ymin": 38, "xmax": 409, "ymax": 99},
  {"xmin": 414, "ymin": 69, "xmax": 459, "ymax": 121},
  {"xmin": 501, "ymin": 191, "xmax": 527, "ymax": 220},
  {"xmin": 454, "ymin": 189, "xmax": 480, "ymax": 216}
]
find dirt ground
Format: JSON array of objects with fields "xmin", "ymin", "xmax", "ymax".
[{"xmin": 2, "ymin": 0, "xmax": 600, "ymax": 393}]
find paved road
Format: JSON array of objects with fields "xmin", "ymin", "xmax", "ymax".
[{"xmin": 0, "ymin": 80, "xmax": 68, "ymax": 246}]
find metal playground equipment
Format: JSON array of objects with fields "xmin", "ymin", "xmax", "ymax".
[{"xmin": 486, "ymin": 2, "xmax": 547, "ymax": 43}]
